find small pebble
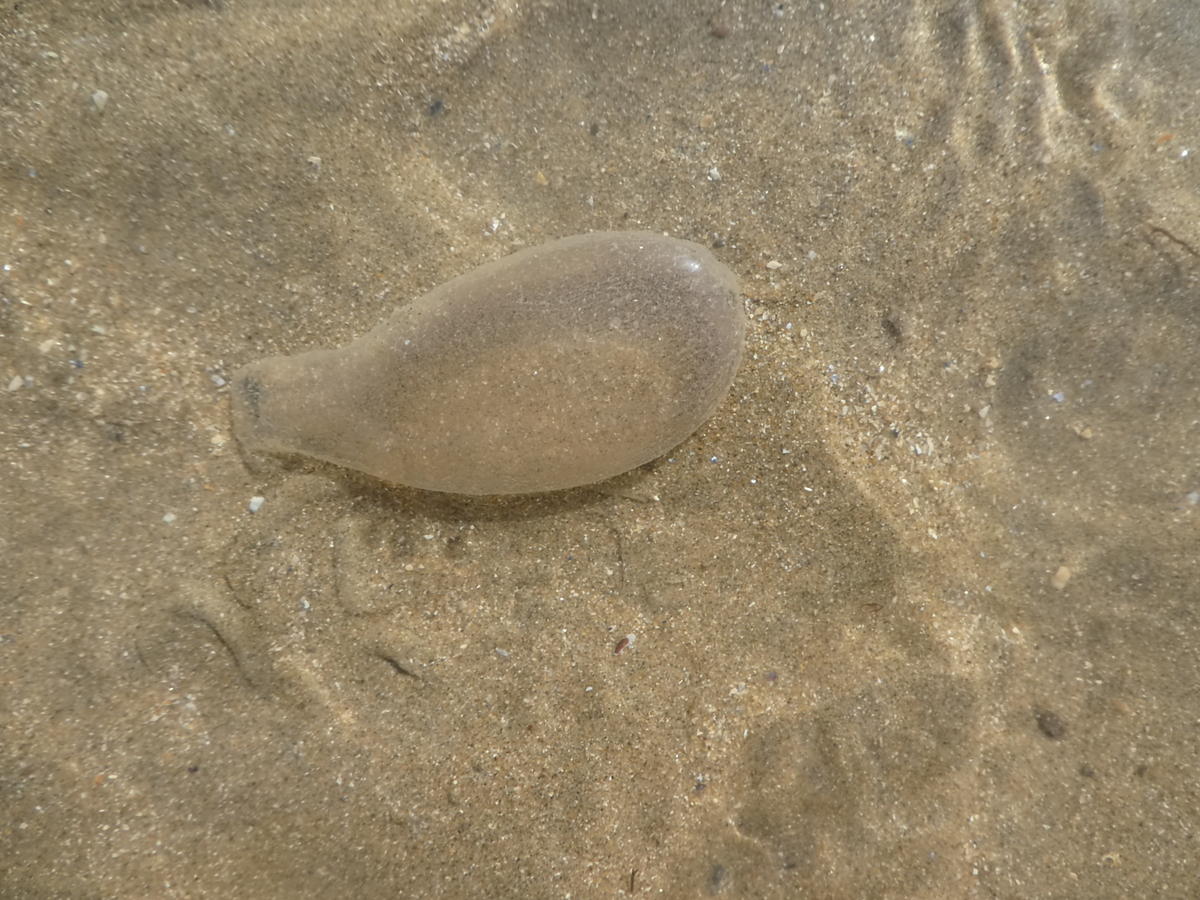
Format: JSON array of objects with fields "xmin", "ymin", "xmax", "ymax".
[
  {"xmin": 7, "ymin": 375, "xmax": 24, "ymax": 391},
  {"xmin": 162, "ymin": 512, "xmax": 177, "ymax": 524},
  {"xmin": 709, "ymin": 20, "xmax": 731, "ymax": 38},
  {"xmin": 1051, "ymin": 565, "xmax": 1072, "ymax": 590},
  {"xmin": 1035, "ymin": 709, "xmax": 1067, "ymax": 740},
  {"xmin": 91, "ymin": 89, "xmax": 109, "ymax": 112},
  {"xmin": 248, "ymin": 496, "xmax": 265, "ymax": 512}
]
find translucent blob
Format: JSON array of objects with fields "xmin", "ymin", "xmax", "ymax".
[{"xmin": 230, "ymin": 232, "xmax": 744, "ymax": 495}]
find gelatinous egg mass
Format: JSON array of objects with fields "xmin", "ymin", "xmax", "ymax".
[{"xmin": 229, "ymin": 231, "xmax": 744, "ymax": 495}]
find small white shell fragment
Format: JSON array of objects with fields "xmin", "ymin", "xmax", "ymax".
[{"xmin": 1051, "ymin": 566, "xmax": 1072, "ymax": 590}]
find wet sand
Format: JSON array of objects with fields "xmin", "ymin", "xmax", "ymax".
[{"xmin": 3, "ymin": 1, "xmax": 1199, "ymax": 897}]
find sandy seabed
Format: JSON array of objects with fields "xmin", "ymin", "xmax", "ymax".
[{"xmin": 2, "ymin": 1, "xmax": 1199, "ymax": 897}]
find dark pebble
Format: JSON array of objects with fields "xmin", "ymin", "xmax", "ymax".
[
  {"xmin": 707, "ymin": 863, "xmax": 730, "ymax": 894},
  {"xmin": 1035, "ymin": 708, "xmax": 1067, "ymax": 740}
]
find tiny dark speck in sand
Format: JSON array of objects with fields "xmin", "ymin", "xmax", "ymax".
[{"xmin": 1035, "ymin": 709, "xmax": 1067, "ymax": 740}]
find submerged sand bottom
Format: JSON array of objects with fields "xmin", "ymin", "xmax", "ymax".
[{"xmin": 2, "ymin": 0, "xmax": 1198, "ymax": 897}]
